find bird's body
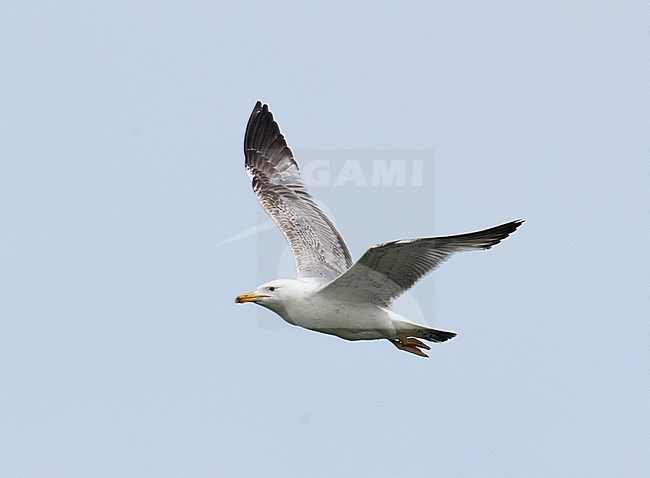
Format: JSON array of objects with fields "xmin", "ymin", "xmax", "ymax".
[
  {"xmin": 235, "ymin": 102, "xmax": 523, "ymax": 357},
  {"xmin": 246, "ymin": 278, "xmax": 395, "ymax": 340}
]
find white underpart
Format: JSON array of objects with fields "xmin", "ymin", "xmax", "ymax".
[{"xmin": 256, "ymin": 279, "xmax": 404, "ymax": 341}]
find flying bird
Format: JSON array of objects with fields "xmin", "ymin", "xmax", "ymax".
[{"xmin": 235, "ymin": 102, "xmax": 523, "ymax": 357}]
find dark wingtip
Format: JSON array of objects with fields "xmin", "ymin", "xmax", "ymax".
[
  {"xmin": 480, "ymin": 219, "xmax": 525, "ymax": 249},
  {"xmin": 251, "ymin": 101, "xmax": 271, "ymax": 119},
  {"xmin": 507, "ymin": 219, "xmax": 525, "ymax": 232},
  {"xmin": 251, "ymin": 101, "xmax": 264, "ymax": 116},
  {"xmin": 501, "ymin": 219, "xmax": 524, "ymax": 231}
]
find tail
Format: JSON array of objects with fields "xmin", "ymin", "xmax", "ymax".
[
  {"xmin": 390, "ymin": 318, "xmax": 457, "ymax": 357},
  {"xmin": 414, "ymin": 326, "xmax": 457, "ymax": 343}
]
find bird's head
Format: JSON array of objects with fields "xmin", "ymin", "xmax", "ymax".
[{"xmin": 235, "ymin": 279, "xmax": 302, "ymax": 314}]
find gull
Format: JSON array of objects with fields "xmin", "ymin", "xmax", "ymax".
[{"xmin": 235, "ymin": 102, "xmax": 523, "ymax": 357}]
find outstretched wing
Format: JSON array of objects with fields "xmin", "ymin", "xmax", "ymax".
[
  {"xmin": 244, "ymin": 102, "xmax": 353, "ymax": 280},
  {"xmin": 318, "ymin": 220, "xmax": 524, "ymax": 307}
]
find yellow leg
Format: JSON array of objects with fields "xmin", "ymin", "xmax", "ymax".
[{"xmin": 390, "ymin": 336, "xmax": 431, "ymax": 358}]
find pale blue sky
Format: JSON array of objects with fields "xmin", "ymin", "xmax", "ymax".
[{"xmin": 2, "ymin": 2, "xmax": 649, "ymax": 477}]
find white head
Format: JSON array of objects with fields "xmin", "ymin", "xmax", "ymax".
[{"xmin": 235, "ymin": 279, "xmax": 306, "ymax": 315}]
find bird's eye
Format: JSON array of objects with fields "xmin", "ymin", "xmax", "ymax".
[{"xmin": 268, "ymin": 287, "xmax": 275, "ymax": 292}]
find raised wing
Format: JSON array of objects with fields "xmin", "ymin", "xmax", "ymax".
[
  {"xmin": 244, "ymin": 102, "xmax": 353, "ymax": 280},
  {"xmin": 318, "ymin": 220, "xmax": 524, "ymax": 307}
]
